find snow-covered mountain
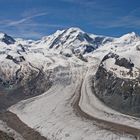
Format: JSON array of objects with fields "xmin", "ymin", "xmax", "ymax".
[
  {"xmin": 32, "ymin": 27, "xmax": 114, "ymax": 55},
  {"xmin": 1, "ymin": 28, "xmax": 139, "ymax": 58},
  {"xmin": 92, "ymin": 32, "xmax": 140, "ymax": 116},
  {"xmin": 0, "ymin": 32, "xmax": 15, "ymax": 45},
  {"xmin": 0, "ymin": 28, "xmax": 140, "ymax": 140},
  {"xmin": 0, "ymin": 28, "xmax": 140, "ymax": 97}
]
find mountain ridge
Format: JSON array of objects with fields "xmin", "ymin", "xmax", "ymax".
[
  {"xmin": 0, "ymin": 27, "xmax": 139, "ymax": 57},
  {"xmin": 0, "ymin": 27, "xmax": 140, "ymax": 140}
]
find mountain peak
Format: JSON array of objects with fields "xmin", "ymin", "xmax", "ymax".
[
  {"xmin": 0, "ymin": 32, "xmax": 15, "ymax": 45},
  {"xmin": 121, "ymin": 32, "xmax": 138, "ymax": 38},
  {"xmin": 119, "ymin": 32, "xmax": 139, "ymax": 43},
  {"xmin": 0, "ymin": 32, "xmax": 6, "ymax": 38},
  {"xmin": 36, "ymin": 27, "xmax": 114, "ymax": 55},
  {"xmin": 66, "ymin": 27, "xmax": 83, "ymax": 32}
]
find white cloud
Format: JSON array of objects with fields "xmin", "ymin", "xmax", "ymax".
[
  {"xmin": 6, "ymin": 12, "xmax": 48, "ymax": 26},
  {"xmin": 90, "ymin": 7, "xmax": 140, "ymax": 29}
]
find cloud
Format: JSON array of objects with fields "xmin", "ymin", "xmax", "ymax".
[
  {"xmin": 90, "ymin": 7, "xmax": 140, "ymax": 29},
  {"xmin": 2, "ymin": 22, "xmax": 66, "ymax": 39},
  {"xmin": 0, "ymin": 10, "xmax": 64, "ymax": 29},
  {"xmin": 6, "ymin": 12, "xmax": 48, "ymax": 27},
  {"xmin": 14, "ymin": 31, "xmax": 44, "ymax": 39},
  {"xmin": 61, "ymin": 0, "xmax": 101, "ymax": 9},
  {"xmin": 106, "ymin": 16, "xmax": 140, "ymax": 28},
  {"xmin": 0, "ymin": 10, "xmax": 66, "ymax": 39},
  {"xmin": 21, "ymin": 23, "xmax": 66, "ymax": 28}
]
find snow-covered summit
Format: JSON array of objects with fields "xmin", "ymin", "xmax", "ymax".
[
  {"xmin": 0, "ymin": 32, "xmax": 5, "ymax": 38},
  {"xmin": 0, "ymin": 32, "xmax": 15, "ymax": 45},
  {"xmin": 0, "ymin": 28, "xmax": 140, "ymax": 140},
  {"xmin": 35, "ymin": 27, "xmax": 114, "ymax": 55},
  {"xmin": 117, "ymin": 32, "xmax": 140, "ymax": 44},
  {"xmin": 0, "ymin": 28, "xmax": 140, "ymax": 59}
]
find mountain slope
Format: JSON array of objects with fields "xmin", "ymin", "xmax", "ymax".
[
  {"xmin": 0, "ymin": 33, "xmax": 15, "ymax": 45},
  {"xmin": 94, "ymin": 39, "xmax": 140, "ymax": 116},
  {"xmin": 0, "ymin": 28, "xmax": 140, "ymax": 140},
  {"xmin": 34, "ymin": 27, "xmax": 114, "ymax": 55}
]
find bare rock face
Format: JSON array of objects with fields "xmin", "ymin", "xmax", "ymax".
[
  {"xmin": 0, "ymin": 62, "xmax": 52, "ymax": 111},
  {"xmin": 94, "ymin": 53, "xmax": 140, "ymax": 117},
  {"xmin": 0, "ymin": 33, "xmax": 15, "ymax": 45},
  {"xmin": 6, "ymin": 55, "xmax": 25, "ymax": 64},
  {"xmin": 0, "ymin": 131, "xmax": 14, "ymax": 140}
]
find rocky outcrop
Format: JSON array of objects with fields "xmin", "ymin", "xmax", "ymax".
[
  {"xmin": 0, "ymin": 62, "xmax": 52, "ymax": 110},
  {"xmin": 6, "ymin": 55, "xmax": 25, "ymax": 64},
  {"xmin": 0, "ymin": 131, "xmax": 14, "ymax": 140},
  {"xmin": 0, "ymin": 33, "xmax": 15, "ymax": 45},
  {"xmin": 93, "ymin": 53, "xmax": 140, "ymax": 117},
  {"xmin": 37, "ymin": 27, "xmax": 114, "ymax": 55}
]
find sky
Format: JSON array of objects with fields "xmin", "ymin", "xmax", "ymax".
[{"xmin": 0, "ymin": 0, "xmax": 140, "ymax": 39}]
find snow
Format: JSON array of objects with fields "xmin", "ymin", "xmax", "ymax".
[
  {"xmin": 103, "ymin": 58, "xmax": 139, "ymax": 79},
  {"xmin": 9, "ymin": 56, "xmax": 136, "ymax": 140},
  {"xmin": 34, "ymin": 27, "xmax": 114, "ymax": 55},
  {"xmin": 0, "ymin": 33, "xmax": 5, "ymax": 39},
  {"xmin": 0, "ymin": 28, "xmax": 140, "ymax": 139},
  {"xmin": 118, "ymin": 32, "xmax": 139, "ymax": 44},
  {"xmin": 79, "ymin": 58, "xmax": 140, "ymax": 132}
]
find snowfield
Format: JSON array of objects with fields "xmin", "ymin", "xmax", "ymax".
[
  {"xmin": 79, "ymin": 59, "xmax": 140, "ymax": 132},
  {"xmin": 9, "ymin": 57, "xmax": 137, "ymax": 140},
  {"xmin": 0, "ymin": 27, "xmax": 140, "ymax": 139}
]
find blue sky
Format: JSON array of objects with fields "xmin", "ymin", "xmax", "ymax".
[{"xmin": 0, "ymin": 0, "xmax": 140, "ymax": 39}]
